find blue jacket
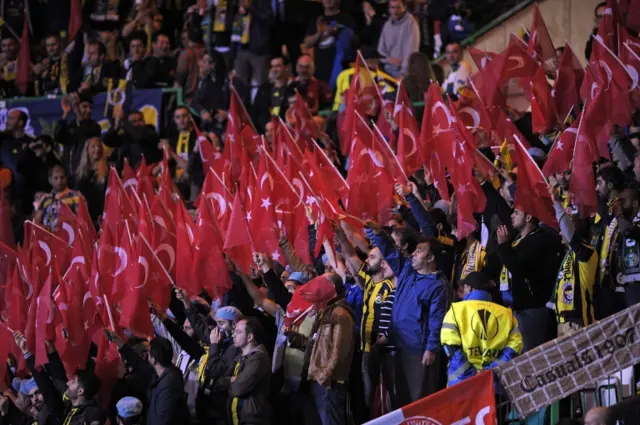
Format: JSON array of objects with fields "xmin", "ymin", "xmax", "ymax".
[{"xmin": 366, "ymin": 228, "xmax": 448, "ymax": 354}]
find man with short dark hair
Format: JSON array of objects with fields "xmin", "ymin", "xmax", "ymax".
[
  {"xmin": 33, "ymin": 33, "xmax": 68, "ymax": 95},
  {"xmin": 252, "ymin": 56, "xmax": 291, "ymax": 132},
  {"xmin": 223, "ymin": 317, "xmax": 272, "ymax": 425},
  {"xmin": 0, "ymin": 37, "xmax": 19, "ymax": 97},
  {"xmin": 146, "ymin": 32, "xmax": 177, "ymax": 88},
  {"xmin": 34, "ymin": 164, "xmax": 84, "ymax": 232},
  {"xmin": 104, "ymin": 109, "xmax": 162, "ymax": 170},
  {"xmin": 442, "ymin": 41, "xmax": 471, "ymax": 99},
  {"xmin": 366, "ymin": 222, "xmax": 448, "ymax": 407},
  {"xmin": 124, "ymin": 32, "xmax": 150, "ymax": 88},
  {"xmin": 54, "ymin": 92, "xmax": 102, "ymax": 173},
  {"xmin": 62, "ymin": 370, "xmax": 109, "ymax": 425},
  {"xmin": 114, "ymin": 334, "xmax": 190, "ymax": 425},
  {"xmin": 497, "ymin": 209, "xmax": 563, "ymax": 352},
  {"xmin": 80, "ymin": 41, "xmax": 123, "ymax": 94}
]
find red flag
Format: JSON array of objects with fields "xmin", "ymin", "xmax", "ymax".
[
  {"xmin": 103, "ymin": 168, "xmax": 136, "ymax": 233},
  {"xmin": 529, "ymin": 64, "xmax": 558, "ymax": 134},
  {"xmin": 76, "ymin": 196, "xmax": 97, "ymax": 243},
  {"xmin": 451, "ymin": 139, "xmax": 485, "ymax": 239},
  {"xmin": 0, "ymin": 189, "xmax": 15, "ymax": 248},
  {"xmin": 396, "ymin": 105, "xmax": 422, "ymax": 177},
  {"xmin": 511, "ymin": 135, "xmax": 558, "ymax": 228},
  {"xmin": 25, "ymin": 220, "xmax": 72, "ymax": 273},
  {"xmin": 345, "ymin": 137, "xmax": 394, "ymax": 222},
  {"xmin": 468, "ymin": 47, "xmax": 498, "ymax": 70},
  {"xmin": 110, "ymin": 224, "xmax": 136, "ymax": 304},
  {"xmin": 175, "ymin": 201, "xmax": 200, "ymax": 295},
  {"xmin": 569, "ymin": 117, "xmax": 599, "ymax": 217},
  {"xmin": 68, "ymin": 0, "xmax": 82, "ymax": 41},
  {"xmin": 553, "ymin": 43, "xmax": 584, "ymax": 122},
  {"xmin": 35, "ymin": 270, "xmax": 56, "ymax": 367},
  {"xmin": 119, "ymin": 235, "xmax": 154, "ymax": 338},
  {"xmin": 526, "ymin": 5, "xmax": 557, "ymax": 65},
  {"xmin": 596, "ymin": 0, "xmax": 619, "ymax": 52},
  {"xmin": 375, "ymin": 372, "xmax": 496, "ymax": 425},
  {"xmin": 284, "ymin": 290, "xmax": 313, "ymax": 327},
  {"xmin": 16, "ymin": 13, "xmax": 30, "ymax": 94},
  {"xmin": 7, "ymin": 266, "xmax": 26, "ymax": 335},
  {"xmin": 621, "ymin": 42, "xmax": 640, "ymax": 107},
  {"xmin": 223, "ymin": 190, "xmax": 254, "ymax": 272},
  {"xmin": 0, "ymin": 323, "xmax": 17, "ymax": 386},
  {"xmin": 54, "ymin": 202, "xmax": 77, "ymax": 246},
  {"xmin": 194, "ymin": 200, "xmax": 232, "ymax": 300},
  {"xmin": 542, "ymin": 118, "xmax": 580, "ymax": 177}
]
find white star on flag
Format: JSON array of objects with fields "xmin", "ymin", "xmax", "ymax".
[
  {"xmin": 271, "ymin": 250, "xmax": 281, "ymax": 261},
  {"xmin": 261, "ymin": 198, "xmax": 272, "ymax": 210},
  {"xmin": 457, "ymin": 183, "xmax": 469, "ymax": 194},
  {"xmin": 245, "ymin": 211, "xmax": 252, "ymax": 222},
  {"xmin": 557, "ymin": 141, "xmax": 563, "ymax": 151},
  {"xmin": 305, "ymin": 195, "xmax": 317, "ymax": 206}
]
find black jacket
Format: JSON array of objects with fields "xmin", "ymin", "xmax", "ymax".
[
  {"xmin": 103, "ymin": 122, "xmax": 162, "ymax": 170},
  {"xmin": 251, "ymin": 82, "xmax": 289, "ymax": 133},
  {"xmin": 119, "ymin": 345, "xmax": 190, "ymax": 425},
  {"xmin": 498, "ymin": 227, "xmax": 564, "ymax": 310},
  {"xmin": 242, "ymin": 0, "xmax": 274, "ymax": 56}
]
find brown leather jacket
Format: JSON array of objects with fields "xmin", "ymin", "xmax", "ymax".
[{"xmin": 307, "ymin": 299, "xmax": 355, "ymax": 386}]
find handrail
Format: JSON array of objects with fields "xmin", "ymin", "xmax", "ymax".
[{"xmin": 1, "ymin": 87, "xmax": 184, "ymax": 106}]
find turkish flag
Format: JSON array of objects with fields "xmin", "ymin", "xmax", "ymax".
[
  {"xmin": 542, "ymin": 118, "xmax": 580, "ymax": 177},
  {"xmin": 526, "ymin": 5, "xmax": 557, "ymax": 66},
  {"xmin": 25, "ymin": 220, "xmax": 71, "ymax": 274},
  {"xmin": 468, "ymin": 47, "xmax": 498, "ymax": 70},
  {"xmin": 119, "ymin": 236, "xmax": 154, "ymax": 338},
  {"xmin": 553, "ymin": 43, "xmax": 584, "ymax": 122},
  {"xmin": 530, "ymin": 64, "xmax": 558, "ymax": 134},
  {"xmin": 620, "ymin": 43, "xmax": 640, "ymax": 107},
  {"xmin": 570, "ymin": 120, "xmax": 599, "ymax": 218},
  {"xmin": 194, "ymin": 200, "xmax": 232, "ymax": 300},
  {"xmin": 16, "ymin": 14, "xmax": 30, "ymax": 94},
  {"xmin": 35, "ymin": 270, "xmax": 57, "ymax": 367},
  {"xmin": 224, "ymin": 190, "xmax": 254, "ymax": 273},
  {"xmin": 451, "ymin": 139, "xmax": 485, "ymax": 239},
  {"xmin": 110, "ymin": 223, "xmax": 136, "ymax": 305},
  {"xmin": 175, "ymin": 201, "xmax": 200, "ymax": 295},
  {"xmin": 0, "ymin": 189, "xmax": 14, "ymax": 248},
  {"xmin": 511, "ymin": 135, "xmax": 558, "ymax": 229}
]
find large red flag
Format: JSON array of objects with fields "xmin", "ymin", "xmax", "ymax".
[
  {"xmin": 569, "ymin": 118, "xmax": 599, "ymax": 218},
  {"xmin": 16, "ymin": 13, "xmax": 30, "ymax": 94},
  {"xmin": 526, "ymin": 5, "xmax": 557, "ymax": 66},
  {"xmin": 542, "ymin": 118, "xmax": 580, "ymax": 177},
  {"xmin": 223, "ymin": 190, "xmax": 254, "ymax": 272},
  {"xmin": 194, "ymin": 200, "xmax": 232, "ymax": 300},
  {"xmin": 553, "ymin": 43, "xmax": 584, "ymax": 122},
  {"xmin": 511, "ymin": 135, "xmax": 558, "ymax": 229},
  {"xmin": 175, "ymin": 201, "xmax": 200, "ymax": 295},
  {"xmin": 35, "ymin": 270, "xmax": 57, "ymax": 367},
  {"xmin": 530, "ymin": 64, "xmax": 558, "ymax": 134},
  {"xmin": 119, "ymin": 234, "xmax": 155, "ymax": 338}
]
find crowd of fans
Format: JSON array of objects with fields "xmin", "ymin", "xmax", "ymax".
[{"xmin": 0, "ymin": 0, "xmax": 640, "ymax": 425}]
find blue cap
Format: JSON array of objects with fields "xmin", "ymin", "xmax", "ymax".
[
  {"xmin": 21, "ymin": 378, "xmax": 37, "ymax": 395},
  {"xmin": 287, "ymin": 272, "xmax": 309, "ymax": 285},
  {"xmin": 214, "ymin": 306, "xmax": 242, "ymax": 322},
  {"xmin": 116, "ymin": 397, "xmax": 143, "ymax": 418},
  {"xmin": 321, "ymin": 254, "xmax": 329, "ymax": 264}
]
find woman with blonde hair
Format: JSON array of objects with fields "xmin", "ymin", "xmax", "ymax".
[{"xmin": 75, "ymin": 137, "xmax": 109, "ymax": 224}]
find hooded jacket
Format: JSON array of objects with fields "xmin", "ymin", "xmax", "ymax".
[{"xmin": 366, "ymin": 228, "xmax": 449, "ymax": 354}]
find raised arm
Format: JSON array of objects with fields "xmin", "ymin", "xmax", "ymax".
[{"xmin": 365, "ymin": 224, "xmax": 405, "ymax": 276}]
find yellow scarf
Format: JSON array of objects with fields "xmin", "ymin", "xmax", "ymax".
[
  {"xmin": 599, "ymin": 217, "xmax": 618, "ymax": 285},
  {"xmin": 453, "ymin": 240, "xmax": 485, "ymax": 284},
  {"xmin": 499, "ymin": 235, "xmax": 524, "ymax": 291},
  {"xmin": 231, "ymin": 359, "xmax": 242, "ymax": 425},
  {"xmin": 214, "ymin": 0, "xmax": 228, "ymax": 32}
]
